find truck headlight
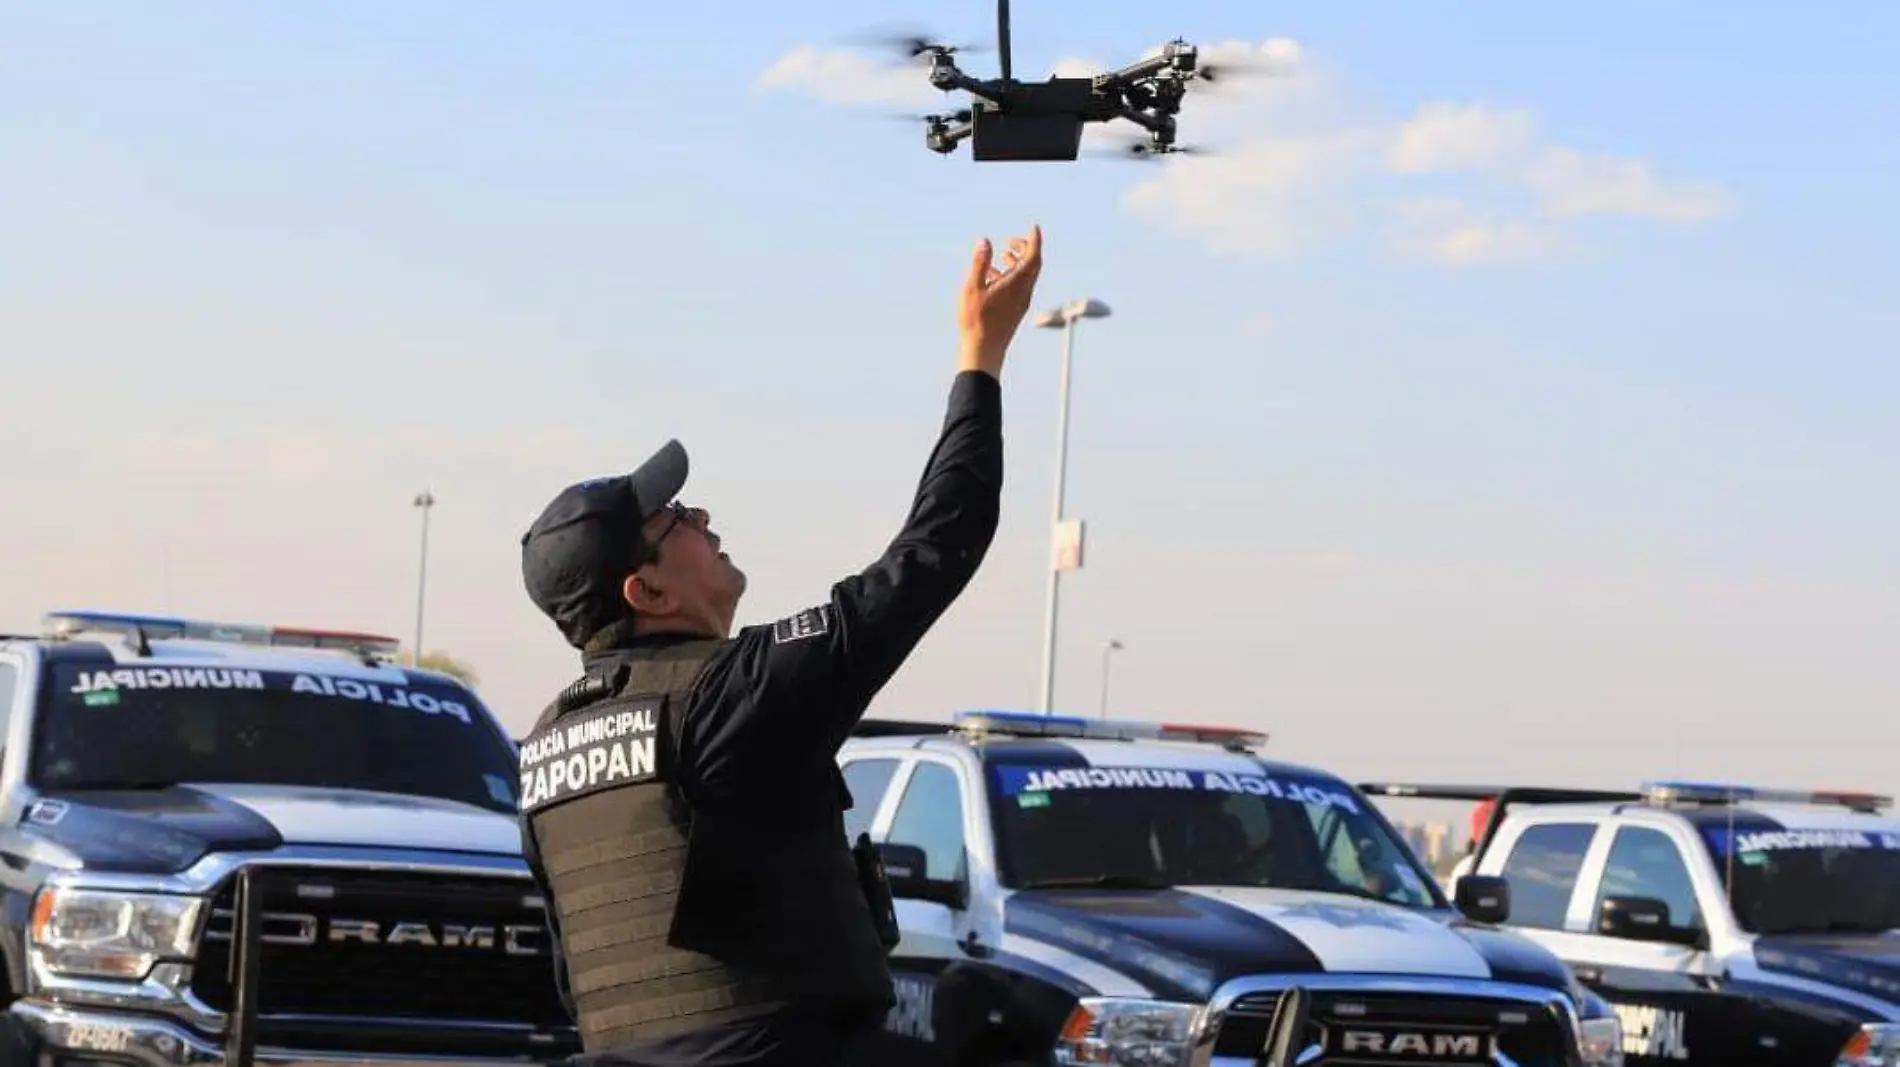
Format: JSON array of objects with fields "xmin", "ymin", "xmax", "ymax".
[
  {"xmin": 1055, "ymin": 997, "xmax": 1202, "ymax": 1067},
  {"xmin": 29, "ymin": 887, "xmax": 203, "ymax": 980},
  {"xmin": 1577, "ymin": 1015, "xmax": 1625, "ymax": 1067},
  {"xmin": 1837, "ymin": 1024, "xmax": 1900, "ymax": 1066}
]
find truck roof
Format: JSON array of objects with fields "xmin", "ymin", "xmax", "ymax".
[
  {"xmin": 7, "ymin": 608, "xmax": 467, "ymax": 690},
  {"xmin": 846, "ymin": 710, "xmax": 1344, "ymax": 782}
]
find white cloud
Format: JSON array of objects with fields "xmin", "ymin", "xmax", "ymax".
[
  {"xmin": 754, "ymin": 46, "xmax": 942, "ymax": 109},
  {"xmin": 1388, "ymin": 102, "xmax": 1537, "ymax": 175},
  {"xmin": 757, "ymin": 35, "xmax": 1734, "ymax": 266},
  {"xmin": 1123, "ymin": 51, "xmax": 1735, "ymax": 264},
  {"xmin": 1122, "ymin": 132, "xmax": 1374, "ymax": 257},
  {"xmin": 1388, "ymin": 198, "xmax": 1563, "ymax": 266},
  {"xmin": 1051, "ymin": 57, "xmax": 1103, "ymax": 78},
  {"xmin": 1524, "ymin": 146, "xmax": 1737, "ymax": 224}
]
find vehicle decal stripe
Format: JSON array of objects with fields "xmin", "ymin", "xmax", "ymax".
[
  {"xmin": 1004, "ymin": 888, "xmax": 1324, "ymax": 1000},
  {"xmin": 1176, "ymin": 886, "xmax": 1493, "ymax": 979},
  {"xmin": 1722, "ymin": 971, "xmax": 1895, "ymax": 1024},
  {"xmin": 997, "ymin": 934, "xmax": 1146, "ymax": 997}
]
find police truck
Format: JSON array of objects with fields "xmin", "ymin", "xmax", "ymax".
[
  {"xmin": 1363, "ymin": 778, "xmax": 1900, "ymax": 1067},
  {"xmin": 0, "ymin": 609, "xmax": 575, "ymax": 1066},
  {"xmin": 840, "ymin": 710, "xmax": 1627, "ymax": 1067}
]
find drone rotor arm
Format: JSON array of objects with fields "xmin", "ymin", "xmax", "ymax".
[
  {"xmin": 1100, "ymin": 54, "xmax": 1175, "ymax": 87},
  {"xmin": 925, "ymin": 118, "xmax": 975, "ymax": 155},
  {"xmin": 1111, "ymin": 105, "xmax": 1167, "ymax": 134}
]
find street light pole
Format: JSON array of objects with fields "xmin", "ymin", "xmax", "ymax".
[
  {"xmin": 412, "ymin": 490, "xmax": 435, "ymax": 665},
  {"xmin": 1098, "ymin": 639, "xmax": 1124, "ymax": 719},
  {"xmin": 1033, "ymin": 298, "xmax": 1112, "ymax": 714}
]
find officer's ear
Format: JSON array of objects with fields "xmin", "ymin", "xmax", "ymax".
[{"xmin": 623, "ymin": 571, "xmax": 671, "ymax": 616}]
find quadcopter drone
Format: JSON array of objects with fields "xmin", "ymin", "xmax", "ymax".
[{"xmin": 885, "ymin": 0, "xmax": 1243, "ymax": 161}]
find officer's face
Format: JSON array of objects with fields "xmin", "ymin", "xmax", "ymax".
[{"xmin": 624, "ymin": 502, "xmax": 747, "ymax": 634}]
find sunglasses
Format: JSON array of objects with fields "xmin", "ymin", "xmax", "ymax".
[{"xmin": 646, "ymin": 502, "xmax": 705, "ymax": 556}]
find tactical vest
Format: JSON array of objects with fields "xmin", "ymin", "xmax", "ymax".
[{"xmin": 517, "ymin": 638, "xmax": 893, "ymax": 1053}]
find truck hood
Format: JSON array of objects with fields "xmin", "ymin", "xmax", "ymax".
[
  {"xmin": 1754, "ymin": 932, "xmax": 1900, "ymax": 1005},
  {"xmin": 24, "ymin": 782, "xmax": 522, "ymax": 875},
  {"xmin": 1002, "ymin": 885, "xmax": 1575, "ymax": 1002}
]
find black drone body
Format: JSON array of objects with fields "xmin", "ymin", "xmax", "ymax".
[{"xmin": 909, "ymin": 0, "xmax": 1208, "ymax": 161}]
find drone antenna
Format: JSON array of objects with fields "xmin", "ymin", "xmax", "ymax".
[{"xmin": 995, "ymin": 0, "xmax": 1012, "ymax": 81}]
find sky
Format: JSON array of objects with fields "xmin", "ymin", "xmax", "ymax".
[{"xmin": 2, "ymin": 1, "xmax": 1895, "ymax": 809}]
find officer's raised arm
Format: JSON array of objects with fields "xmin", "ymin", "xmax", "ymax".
[
  {"xmin": 513, "ymin": 226, "xmax": 1045, "ymax": 1067},
  {"xmin": 744, "ymin": 226, "xmax": 1045, "ymax": 750}
]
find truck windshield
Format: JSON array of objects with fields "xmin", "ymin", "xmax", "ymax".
[
  {"xmin": 986, "ymin": 759, "xmax": 1443, "ymax": 908},
  {"xmin": 32, "ymin": 663, "xmax": 520, "ymax": 816},
  {"xmin": 1700, "ymin": 824, "xmax": 1900, "ymax": 934}
]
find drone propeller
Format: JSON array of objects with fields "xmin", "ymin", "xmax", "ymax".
[
  {"xmin": 887, "ymin": 108, "xmax": 974, "ymax": 125},
  {"xmin": 1089, "ymin": 135, "xmax": 1214, "ymax": 162},
  {"xmin": 848, "ymin": 27, "xmax": 984, "ymax": 64},
  {"xmin": 1188, "ymin": 54, "xmax": 1284, "ymax": 89}
]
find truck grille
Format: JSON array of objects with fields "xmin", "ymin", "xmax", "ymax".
[
  {"xmin": 193, "ymin": 866, "xmax": 573, "ymax": 1044},
  {"xmin": 1213, "ymin": 989, "xmax": 1571, "ymax": 1066}
]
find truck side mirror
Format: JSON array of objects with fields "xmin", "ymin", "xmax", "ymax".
[
  {"xmin": 875, "ymin": 842, "xmax": 967, "ymax": 910},
  {"xmin": 1597, "ymin": 895, "xmax": 1706, "ymax": 948},
  {"xmin": 1455, "ymin": 874, "xmax": 1511, "ymax": 924}
]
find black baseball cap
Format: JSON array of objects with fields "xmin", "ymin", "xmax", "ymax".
[{"xmin": 521, "ymin": 439, "xmax": 689, "ymax": 648}]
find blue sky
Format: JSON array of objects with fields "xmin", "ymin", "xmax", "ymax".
[{"xmin": 2, "ymin": 1, "xmax": 1894, "ymax": 800}]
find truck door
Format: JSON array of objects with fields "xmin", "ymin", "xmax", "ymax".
[{"xmin": 1563, "ymin": 824, "xmax": 1847, "ymax": 1066}]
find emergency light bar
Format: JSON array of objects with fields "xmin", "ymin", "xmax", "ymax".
[
  {"xmin": 951, "ymin": 709, "xmax": 1268, "ymax": 750},
  {"xmin": 1642, "ymin": 780, "xmax": 1894, "ymax": 814},
  {"xmin": 43, "ymin": 610, "xmax": 403, "ymax": 658}
]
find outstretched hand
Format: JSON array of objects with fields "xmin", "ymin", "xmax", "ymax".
[{"xmin": 958, "ymin": 224, "xmax": 1044, "ymax": 377}]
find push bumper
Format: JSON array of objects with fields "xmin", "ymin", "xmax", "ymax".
[{"xmin": 9, "ymin": 1000, "xmax": 565, "ymax": 1067}]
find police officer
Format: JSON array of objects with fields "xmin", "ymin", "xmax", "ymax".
[{"xmin": 513, "ymin": 225, "xmax": 1045, "ymax": 1067}]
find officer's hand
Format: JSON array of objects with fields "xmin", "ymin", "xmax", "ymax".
[{"xmin": 958, "ymin": 224, "xmax": 1044, "ymax": 377}]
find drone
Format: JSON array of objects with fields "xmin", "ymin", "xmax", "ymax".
[{"xmin": 881, "ymin": 0, "xmax": 1245, "ymax": 161}]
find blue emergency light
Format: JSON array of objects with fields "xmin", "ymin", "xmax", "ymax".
[
  {"xmin": 43, "ymin": 609, "xmax": 404, "ymax": 658},
  {"xmin": 1642, "ymin": 779, "xmax": 1893, "ymax": 814},
  {"xmin": 951, "ymin": 709, "xmax": 1268, "ymax": 750},
  {"xmin": 44, "ymin": 610, "xmax": 193, "ymax": 639}
]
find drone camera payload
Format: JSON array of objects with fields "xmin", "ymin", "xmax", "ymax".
[{"xmin": 965, "ymin": 79, "xmax": 1096, "ymax": 161}]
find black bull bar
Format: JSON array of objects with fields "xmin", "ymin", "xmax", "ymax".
[
  {"xmin": 219, "ymin": 866, "xmax": 571, "ymax": 1067},
  {"xmin": 224, "ymin": 866, "xmax": 264, "ymax": 1067}
]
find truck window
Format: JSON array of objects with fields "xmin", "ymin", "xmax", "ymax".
[
  {"xmin": 887, "ymin": 762, "xmax": 967, "ymax": 884},
  {"xmin": 841, "ymin": 757, "xmax": 901, "ymax": 841},
  {"xmin": 32, "ymin": 663, "xmax": 519, "ymax": 815},
  {"xmin": 1699, "ymin": 823, "xmax": 1900, "ymax": 935},
  {"xmin": 1498, "ymin": 822, "xmax": 1597, "ymax": 929},
  {"xmin": 984, "ymin": 760, "xmax": 1441, "ymax": 907},
  {"xmin": 1596, "ymin": 826, "xmax": 1702, "ymax": 930}
]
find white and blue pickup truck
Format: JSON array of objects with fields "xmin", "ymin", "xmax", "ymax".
[
  {"xmin": 1365, "ymin": 779, "xmax": 1900, "ymax": 1067},
  {"xmin": 839, "ymin": 709, "xmax": 1627, "ymax": 1067},
  {"xmin": 0, "ymin": 609, "xmax": 576, "ymax": 1067}
]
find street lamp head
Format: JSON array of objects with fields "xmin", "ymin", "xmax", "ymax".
[
  {"xmin": 1107, "ymin": 638, "xmax": 1124, "ymax": 651},
  {"xmin": 1035, "ymin": 298, "xmax": 1113, "ymax": 329}
]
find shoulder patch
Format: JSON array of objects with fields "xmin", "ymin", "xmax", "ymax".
[
  {"xmin": 773, "ymin": 605, "xmax": 831, "ymax": 645},
  {"xmin": 517, "ymin": 696, "xmax": 663, "ymax": 815}
]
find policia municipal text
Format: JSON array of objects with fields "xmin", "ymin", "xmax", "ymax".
[{"xmin": 515, "ymin": 225, "xmax": 1046, "ymax": 1067}]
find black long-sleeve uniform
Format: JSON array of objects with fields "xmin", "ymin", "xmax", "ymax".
[
  {"xmin": 628, "ymin": 369, "xmax": 1003, "ymax": 785},
  {"xmin": 562, "ymin": 369, "xmax": 1002, "ymax": 1067}
]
